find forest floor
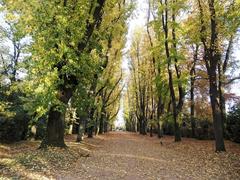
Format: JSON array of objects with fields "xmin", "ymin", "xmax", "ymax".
[{"xmin": 0, "ymin": 132, "xmax": 240, "ymax": 180}]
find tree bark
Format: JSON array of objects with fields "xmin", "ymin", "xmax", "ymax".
[
  {"xmin": 160, "ymin": 0, "xmax": 182, "ymax": 142},
  {"xmin": 209, "ymin": 70, "xmax": 225, "ymax": 151},
  {"xmin": 40, "ymin": 0, "xmax": 106, "ymax": 147},
  {"xmin": 197, "ymin": 0, "xmax": 225, "ymax": 151},
  {"xmin": 40, "ymin": 106, "xmax": 66, "ymax": 148},
  {"xmin": 190, "ymin": 45, "xmax": 198, "ymax": 138},
  {"xmin": 87, "ymin": 107, "xmax": 95, "ymax": 138},
  {"xmin": 76, "ymin": 115, "xmax": 86, "ymax": 142},
  {"xmin": 99, "ymin": 116, "xmax": 104, "ymax": 134}
]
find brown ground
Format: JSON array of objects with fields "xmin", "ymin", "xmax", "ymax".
[{"xmin": 1, "ymin": 132, "xmax": 240, "ymax": 180}]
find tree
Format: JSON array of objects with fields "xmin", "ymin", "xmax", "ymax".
[
  {"xmin": 196, "ymin": 0, "xmax": 240, "ymax": 151},
  {"xmin": 157, "ymin": 0, "xmax": 187, "ymax": 141}
]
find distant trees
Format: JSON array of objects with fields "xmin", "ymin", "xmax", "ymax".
[
  {"xmin": 0, "ymin": 9, "xmax": 29, "ymax": 142},
  {"xmin": 124, "ymin": 0, "xmax": 240, "ymax": 152}
]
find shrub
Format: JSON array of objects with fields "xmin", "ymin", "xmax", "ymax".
[{"xmin": 226, "ymin": 104, "xmax": 240, "ymax": 143}]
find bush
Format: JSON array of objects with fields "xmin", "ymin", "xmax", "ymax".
[
  {"xmin": 0, "ymin": 115, "xmax": 29, "ymax": 142},
  {"xmin": 226, "ymin": 104, "xmax": 240, "ymax": 143},
  {"xmin": 180, "ymin": 117, "xmax": 214, "ymax": 140},
  {"xmin": 194, "ymin": 119, "xmax": 214, "ymax": 140},
  {"xmin": 0, "ymin": 90, "xmax": 30, "ymax": 142},
  {"xmin": 162, "ymin": 119, "xmax": 174, "ymax": 135}
]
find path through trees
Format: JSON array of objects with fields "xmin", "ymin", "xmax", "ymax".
[{"xmin": 1, "ymin": 132, "xmax": 240, "ymax": 179}]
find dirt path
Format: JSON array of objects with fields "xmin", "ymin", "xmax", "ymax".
[{"xmin": 60, "ymin": 132, "xmax": 240, "ymax": 180}]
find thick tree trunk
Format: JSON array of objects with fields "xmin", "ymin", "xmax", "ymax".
[
  {"xmin": 197, "ymin": 0, "xmax": 226, "ymax": 151},
  {"xmin": 40, "ymin": 85, "xmax": 73, "ymax": 148},
  {"xmin": 209, "ymin": 72, "xmax": 226, "ymax": 151},
  {"xmin": 40, "ymin": 106, "xmax": 66, "ymax": 148}
]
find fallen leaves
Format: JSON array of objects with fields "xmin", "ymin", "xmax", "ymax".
[{"xmin": 0, "ymin": 132, "xmax": 240, "ymax": 180}]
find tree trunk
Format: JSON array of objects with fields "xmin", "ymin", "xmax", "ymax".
[
  {"xmin": 99, "ymin": 116, "xmax": 104, "ymax": 134},
  {"xmin": 190, "ymin": 80, "xmax": 196, "ymax": 138},
  {"xmin": 139, "ymin": 117, "xmax": 147, "ymax": 135},
  {"xmin": 40, "ymin": 106, "xmax": 66, "ymax": 148},
  {"xmin": 68, "ymin": 124, "xmax": 73, "ymax": 135},
  {"xmin": 160, "ymin": 0, "xmax": 182, "ymax": 142},
  {"xmin": 190, "ymin": 45, "xmax": 198, "ymax": 138},
  {"xmin": 76, "ymin": 115, "xmax": 86, "ymax": 142},
  {"xmin": 157, "ymin": 122, "xmax": 162, "ymax": 138},
  {"xmin": 40, "ymin": 85, "xmax": 73, "ymax": 148},
  {"xmin": 104, "ymin": 121, "xmax": 108, "ymax": 133},
  {"xmin": 197, "ymin": 0, "xmax": 226, "ymax": 151},
  {"xmin": 209, "ymin": 72, "xmax": 226, "ymax": 151},
  {"xmin": 157, "ymin": 97, "xmax": 164, "ymax": 138},
  {"xmin": 173, "ymin": 113, "xmax": 181, "ymax": 142},
  {"xmin": 87, "ymin": 108, "xmax": 95, "ymax": 138},
  {"xmin": 77, "ymin": 122, "xmax": 84, "ymax": 142},
  {"xmin": 218, "ymin": 63, "xmax": 226, "ymax": 137},
  {"xmin": 168, "ymin": 66, "xmax": 181, "ymax": 142},
  {"xmin": 143, "ymin": 118, "xmax": 147, "ymax": 135},
  {"xmin": 150, "ymin": 125, "xmax": 153, "ymax": 137},
  {"xmin": 88, "ymin": 126, "xmax": 94, "ymax": 138}
]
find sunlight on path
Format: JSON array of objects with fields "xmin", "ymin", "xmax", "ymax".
[
  {"xmin": 60, "ymin": 132, "xmax": 240, "ymax": 180},
  {"xmin": 98, "ymin": 152, "xmax": 166, "ymax": 163}
]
